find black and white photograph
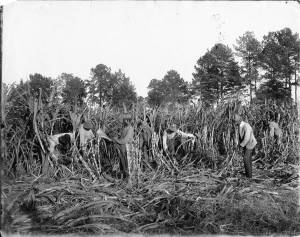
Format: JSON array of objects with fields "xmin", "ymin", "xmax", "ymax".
[{"xmin": 1, "ymin": 1, "xmax": 300, "ymax": 236}]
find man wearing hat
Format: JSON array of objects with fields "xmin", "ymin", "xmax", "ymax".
[
  {"xmin": 137, "ymin": 119, "xmax": 156, "ymax": 170},
  {"xmin": 113, "ymin": 114, "xmax": 134, "ymax": 183},
  {"xmin": 78, "ymin": 120, "xmax": 95, "ymax": 152},
  {"xmin": 233, "ymin": 114, "xmax": 257, "ymax": 179},
  {"xmin": 163, "ymin": 123, "xmax": 178, "ymax": 154}
]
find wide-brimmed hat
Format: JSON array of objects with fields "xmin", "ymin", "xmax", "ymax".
[
  {"xmin": 83, "ymin": 121, "xmax": 93, "ymax": 130},
  {"xmin": 232, "ymin": 114, "xmax": 241, "ymax": 123},
  {"xmin": 168, "ymin": 124, "xmax": 177, "ymax": 132}
]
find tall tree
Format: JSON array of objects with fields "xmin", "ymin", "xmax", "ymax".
[
  {"xmin": 224, "ymin": 60, "xmax": 244, "ymax": 98},
  {"xmin": 87, "ymin": 65, "xmax": 137, "ymax": 108},
  {"xmin": 162, "ymin": 70, "xmax": 190, "ymax": 104},
  {"xmin": 61, "ymin": 73, "xmax": 87, "ymax": 107},
  {"xmin": 259, "ymin": 28, "xmax": 300, "ymax": 102},
  {"xmin": 28, "ymin": 73, "xmax": 53, "ymax": 103},
  {"xmin": 87, "ymin": 64, "xmax": 112, "ymax": 107},
  {"xmin": 192, "ymin": 43, "xmax": 243, "ymax": 105},
  {"xmin": 111, "ymin": 70, "xmax": 137, "ymax": 108},
  {"xmin": 192, "ymin": 52, "xmax": 219, "ymax": 105},
  {"xmin": 147, "ymin": 79, "xmax": 165, "ymax": 107},
  {"xmin": 147, "ymin": 70, "xmax": 190, "ymax": 107},
  {"xmin": 275, "ymin": 28, "xmax": 300, "ymax": 100},
  {"xmin": 235, "ymin": 31, "xmax": 261, "ymax": 102}
]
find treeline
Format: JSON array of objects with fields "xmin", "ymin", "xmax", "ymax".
[
  {"xmin": 149, "ymin": 27, "xmax": 300, "ymax": 107},
  {"xmin": 4, "ymin": 27, "xmax": 300, "ymax": 109},
  {"xmin": 5, "ymin": 64, "xmax": 137, "ymax": 110}
]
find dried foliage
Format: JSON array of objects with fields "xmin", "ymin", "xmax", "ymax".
[
  {"xmin": 2, "ymin": 167, "xmax": 299, "ymax": 235},
  {"xmin": 1, "ymin": 84, "xmax": 299, "ymax": 235}
]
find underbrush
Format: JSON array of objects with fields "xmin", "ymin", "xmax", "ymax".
[
  {"xmin": 1, "ymin": 84, "xmax": 300, "ymax": 235},
  {"xmin": 2, "ymin": 163, "xmax": 300, "ymax": 235}
]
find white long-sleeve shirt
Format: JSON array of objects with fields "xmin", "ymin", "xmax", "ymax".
[
  {"xmin": 238, "ymin": 121, "xmax": 257, "ymax": 150},
  {"xmin": 163, "ymin": 129, "xmax": 195, "ymax": 152}
]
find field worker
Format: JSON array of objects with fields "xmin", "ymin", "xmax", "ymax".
[
  {"xmin": 268, "ymin": 121, "xmax": 282, "ymax": 145},
  {"xmin": 233, "ymin": 114, "xmax": 257, "ymax": 179},
  {"xmin": 113, "ymin": 114, "xmax": 134, "ymax": 183},
  {"xmin": 137, "ymin": 120, "xmax": 156, "ymax": 169},
  {"xmin": 137, "ymin": 120, "xmax": 152, "ymax": 158},
  {"xmin": 163, "ymin": 124, "xmax": 178, "ymax": 155},
  {"xmin": 78, "ymin": 121, "xmax": 95, "ymax": 150}
]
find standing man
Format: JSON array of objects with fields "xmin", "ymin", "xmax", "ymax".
[
  {"xmin": 268, "ymin": 121, "xmax": 282, "ymax": 145},
  {"xmin": 113, "ymin": 114, "xmax": 134, "ymax": 183},
  {"xmin": 233, "ymin": 114, "xmax": 257, "ymax": 179},
  {"xmin": 137, "ymin": 120, "xmax": 154, "ymax": 167}
]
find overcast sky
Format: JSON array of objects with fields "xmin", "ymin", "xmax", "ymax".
[{"xmin": 2, "ymin": 1, "xmax": 300, "ymax": 97}]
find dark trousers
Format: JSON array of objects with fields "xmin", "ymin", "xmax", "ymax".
[
  {"xmin": 115, "ymin": 143, "xmax": 129, "ymax": 179},
  {"xmin": 243, "ymin": 148, "xmax": 253, "ymax": 178}
]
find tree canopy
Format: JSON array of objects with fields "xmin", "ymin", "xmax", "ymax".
[
  {"xmin": 192, "ymin": 43, "xmax": 243, "ymax": 106},
  {"xmin": 87, "ymin": 64, "xmax": 137, "ymax": 108},
  {"xmin": 5, "ymin": 28, "xmax": 300, "ymax": 109},
  {"xmin": 259, "ymin": 28, "xmax": 300, "ymax": 102},
  {"xmin": 61, "ymin": 73, "xmax": 87, "ymax": 107},
  {"xmin": 147, "ymin": 70, "xmax": 190, "ymax": 107},
  {"xmin": 235, "ymin": 31, "xmax": 261, "ymax": 101}
]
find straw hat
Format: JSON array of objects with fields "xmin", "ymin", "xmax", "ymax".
[
  {"xmin": 83, "ymin": 121, "xmax": 93, "ymax": 130},
  {"xmin": 232, "ymin": 114, "xmax": 241, "ymax": 123}
]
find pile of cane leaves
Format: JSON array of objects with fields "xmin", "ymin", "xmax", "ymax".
[{"xmin": 2, "ymin": 161, "xmax": 300, "ymax": 235}]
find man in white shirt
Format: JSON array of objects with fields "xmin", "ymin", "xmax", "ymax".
[{"xmin": 233, "ymin": 114, "xmax": 257, "ymax": 178}]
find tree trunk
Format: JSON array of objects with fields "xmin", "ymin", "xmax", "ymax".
[
  {"xmin": 288, "ymin": 75, "xmax": 292, "ymax": 101},
  {"xmin": 249, "ymin": 80, "xmax": 252, "ymax": 103},
  {"xmin": 216, "ymin": 82, "xmax": 219, "ymax": 105},
  {"xmin": 254, "ymin": 76, "xmax": 257, "ymax": 94},
  {"xmin": 99, "ymin": 92, "xmax": 102, "ymax": 108},
  {"xmin": 295, "ymin": 84, "xmax": 298, "ymax": 106},
  {"xmin": 295, "ymin": 69, "xmax": 298, "ymax": 106},
  {"xmin": 248, "ymin": 58, "xmax": 252, "ymax": 103},
  {"xmin": 220, "ymin": 80, "xmax": 223, "ymax": 101}
]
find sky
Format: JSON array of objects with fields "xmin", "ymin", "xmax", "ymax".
[{"xmin": 2, "ymin": 1, "xmax": 300, "ymax": 97}]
